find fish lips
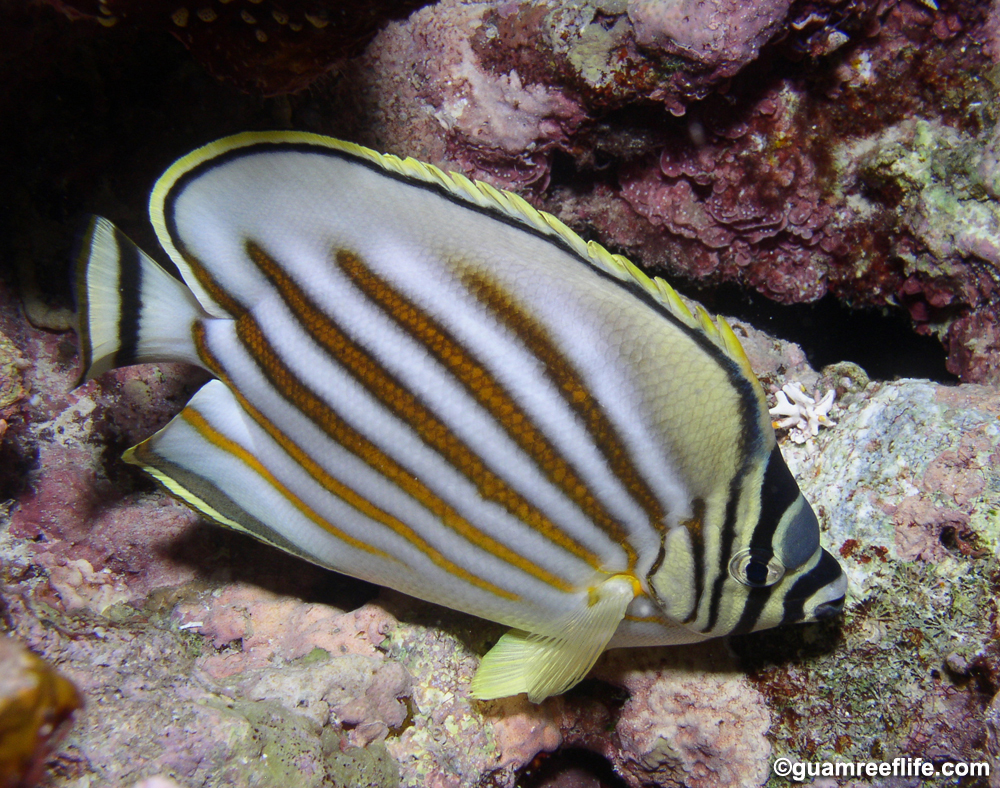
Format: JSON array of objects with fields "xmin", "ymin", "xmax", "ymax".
[{"xmin": 785, "ymin": 548, "xmax": 848, "ymax": 619}]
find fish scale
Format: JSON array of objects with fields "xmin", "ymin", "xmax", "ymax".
[{"xmin": 75, "ymin": 131, "xmax": 847, "ymax": 702}]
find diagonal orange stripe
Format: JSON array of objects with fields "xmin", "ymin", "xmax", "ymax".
[
  {"xmin": 179, "ymin": 403, "xmax": 386, "ymax": 559},
  {"xmin": 195, "ymin": 327, "xmax": 523, "ymax": 599},
  {"xmin": 192, "ymin": 324, "xmax": 521, "ymax": 600},
  {"xmin": 335, "ymin": 249, "xmax": 645, "ymax": 569},
  {"xmin": 244, "ymin": 241, "xmax": 601, "ymax": 578},
  {"xmin": 459, "ymin": 268, "xmax": 667, "ymax": 544}
]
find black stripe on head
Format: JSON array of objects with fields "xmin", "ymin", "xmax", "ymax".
[
  {"xmin": 703, "ymin": 476, "xmax": 743, "ymax": 633},
  {"xmin": 730, "ymin": 585, "xmax": 774, "ymax": 635},
  {"xmin": 781, "ymin": 549, "xmax": 844, "ymax": 625},
  {"xmin": 680, "ymin": 498, "xmax": 706, "ymax": 624},
  {"xmin": 749, "ymin": 445, "xmax": 801, "ymax": 552},
  {"xmin": 113, "ymin": 226, "xmax": 142, "ymax": 367},
  {"xmin": 747, "ymin": 445, "xmax": 821, "ymax": 573}
]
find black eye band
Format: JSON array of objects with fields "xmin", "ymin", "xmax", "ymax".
[
  {"xmin": 751, "ymin": 446, "xmax": 820, "ymax": 570},
  {"xmin": 751, "ymin": 446, "xmax": 801, "ymax": 551}
]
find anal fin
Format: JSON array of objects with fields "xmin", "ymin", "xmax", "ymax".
[
  {"xmin": 124, "ymin": 379, "xmax": 312, "ymax": 562},
  {"xmin": 470, "ymin": 575, "xmax": 635, "ymax": 702}
]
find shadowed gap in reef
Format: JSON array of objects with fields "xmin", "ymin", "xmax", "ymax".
[
  {"xmin": 685, "ymin": 285, "xmax": 956, "ymax": 383},
  {"xmin": 517, "ymin": 747, "xmax": 630, "ymax": 788}
]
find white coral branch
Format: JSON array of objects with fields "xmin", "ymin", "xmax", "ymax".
[{"xmin": 769, "ymin": 383, "xmax": 837, "ymax": 444}]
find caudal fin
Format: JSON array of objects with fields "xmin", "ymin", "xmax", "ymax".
[{"xmin": 75, "ymin": 216, "xmax": 207, "ymax": 381}]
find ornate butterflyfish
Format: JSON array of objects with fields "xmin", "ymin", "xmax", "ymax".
[{"xmin": 75, "ymin": 131, "xmax": 847, "ymax": 702}]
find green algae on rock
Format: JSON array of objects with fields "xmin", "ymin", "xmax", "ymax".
[
  {"xmin": 736, "ymin": 379, "xmax": 1000, "ymax": 774},
  {"xmin": 840, "ymin": 118, "xmax": 1000, "ymax": 384},
  {"xmin": 0, "ymin": 330, "xmax": 27, "ymax": 414}
]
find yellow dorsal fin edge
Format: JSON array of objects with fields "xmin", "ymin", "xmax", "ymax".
[{"xmin": 149, "ymin": 130, "xmax": 758, "ymax": 380}]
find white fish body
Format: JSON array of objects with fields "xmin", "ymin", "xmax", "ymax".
[{"xmin": 76, "ymin": 132, "xmax": 846, "ymax": 702}]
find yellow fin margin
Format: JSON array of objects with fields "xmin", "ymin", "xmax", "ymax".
[
  {"xmin": 470, "ymin": 574, "xmax": 635, "ymax": 702},
  {"xmin": 148, "ymin": 130, "xmax": 759, "ymax": 384}
]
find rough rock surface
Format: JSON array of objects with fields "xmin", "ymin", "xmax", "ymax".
[
  {"xmin": 5, "ymin": 0, "xmax": 1000, "ymax": 382},
  {"xmin": 1, "ymin": 268, "xmax": 997, "ymax": 786},
  {"xmin": 306, "ymin": 0, "xmax": 1000, "ymax": 382},
  {"xmin": 2, "ymin": 1, "xmax": 999, "ymax": 786}
]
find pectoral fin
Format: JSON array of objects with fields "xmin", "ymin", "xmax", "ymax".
[{"xmin": 470, "ymin": 575, "xmax": 635, "ymax": 702}]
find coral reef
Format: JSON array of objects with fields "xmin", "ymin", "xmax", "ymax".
[
  {"xmin": 2, "ymin": 270, "xmax": 996, "ymax": 786},
  {"xmin": 837, "ymin": 117, "xmax": 1000, "ymax": 383},
  {"xmin": 309, "ymin": 0, "xmax": 999, "ymax": 382},
  {"xmin": 593, "ymin": 646, "xmax": 772, "ymax": 788},
  {"xmin": 3, "ymin": 0, "xmax": 1000, "ymax": 785},
  {"xmin": 736, "ymin": 378, "xmax": 1000, "ymax": 775},
  {"xmin": 10, "ymin": 0, "xmax": 1000, "ymax": 378}
]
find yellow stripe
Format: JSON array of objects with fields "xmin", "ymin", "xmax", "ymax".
[
  {"xmin": 197, "ymin": 313, "xmax": 575, "ymax": 592},
  {"xmin": 179, "ymin": 404, "xmax": 388, "ymax": 559},
  {"xmin": 191, "ymin": 324, "xmax": 520, "ymax": 601},
  {"xmin": 243, "ymin": 241, "xmax": 602, "ymax": 577},
  {"xmin": 334, "ymin": 248, "xmax": 646, "ymax": 567}
]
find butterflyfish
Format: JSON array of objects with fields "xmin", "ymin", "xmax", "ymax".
[{"xmin": 75, "ymin": 132, "xmax": 847, "ymax": 702}]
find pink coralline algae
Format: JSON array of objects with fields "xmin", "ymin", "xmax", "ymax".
[
  {"xmin": 320, "ymin": 0, "xmax": 590, "ymax": 190},
  {"xmin": 6, "ymin": 0, "xmax": 1000, "ymax": 783},
  {"xmin": 308, "ymin": 0, "xmax": 1000, "ymax": 381},
  {"xmin": 628, "ymin": 0, "xmax": 793, "ymax": 89},
  {"xmin": 3, "ymin": 281, "xmax": 999, "ymax": 784},
  {"xmin": 614, "ymin": 82, "xmax": 835, "ymax": 302},
  {"xmin": 594, "ymin": 646, "xmax": 772, "ymax": 788}
]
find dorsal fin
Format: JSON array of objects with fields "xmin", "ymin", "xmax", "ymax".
[{"xmin": 149, "ymin": 131, "xmax": 763, "ymax": 395}]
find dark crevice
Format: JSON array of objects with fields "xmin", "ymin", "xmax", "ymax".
[
  {"xmin": 516, "ymin": 748, "xmax": 630, "ymax": 788},
  {"xmin": 680, "ymin": 283, "xmax": 957, "ymax": 383}
]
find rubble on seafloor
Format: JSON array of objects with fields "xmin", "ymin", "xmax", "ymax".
[{"xmin": 1, "ymin": 263, "xmax": 998, "ymax": 787}]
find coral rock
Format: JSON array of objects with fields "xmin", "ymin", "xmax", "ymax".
[
  {"xmin": 628, "ymin": 0, "xmax": 792, "ymax": 75},
  {"xmin": 0, "ymin": 635, "xmax": 80, "ymax": 788},
  {"xmin": 597, "ymin": 646, "xmax": 771, "ymax": 788}
]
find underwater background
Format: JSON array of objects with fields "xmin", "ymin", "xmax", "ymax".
[{"xmin": 1, "ymin": 0, "xmax": 999, "ymax": 786}]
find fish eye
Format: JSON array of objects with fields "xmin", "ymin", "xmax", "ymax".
[{"xmin": 729, "ymin": 549, "xmax": 785, "ymax": 588}]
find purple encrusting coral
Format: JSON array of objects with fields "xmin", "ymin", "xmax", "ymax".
[
  {"xmin": 615, "ymin": 81, "xmax": 836, "ymax": 303},
  {"xmin": 314, "ymin": 0, "xmax": 1000, "ymax": 383}
]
